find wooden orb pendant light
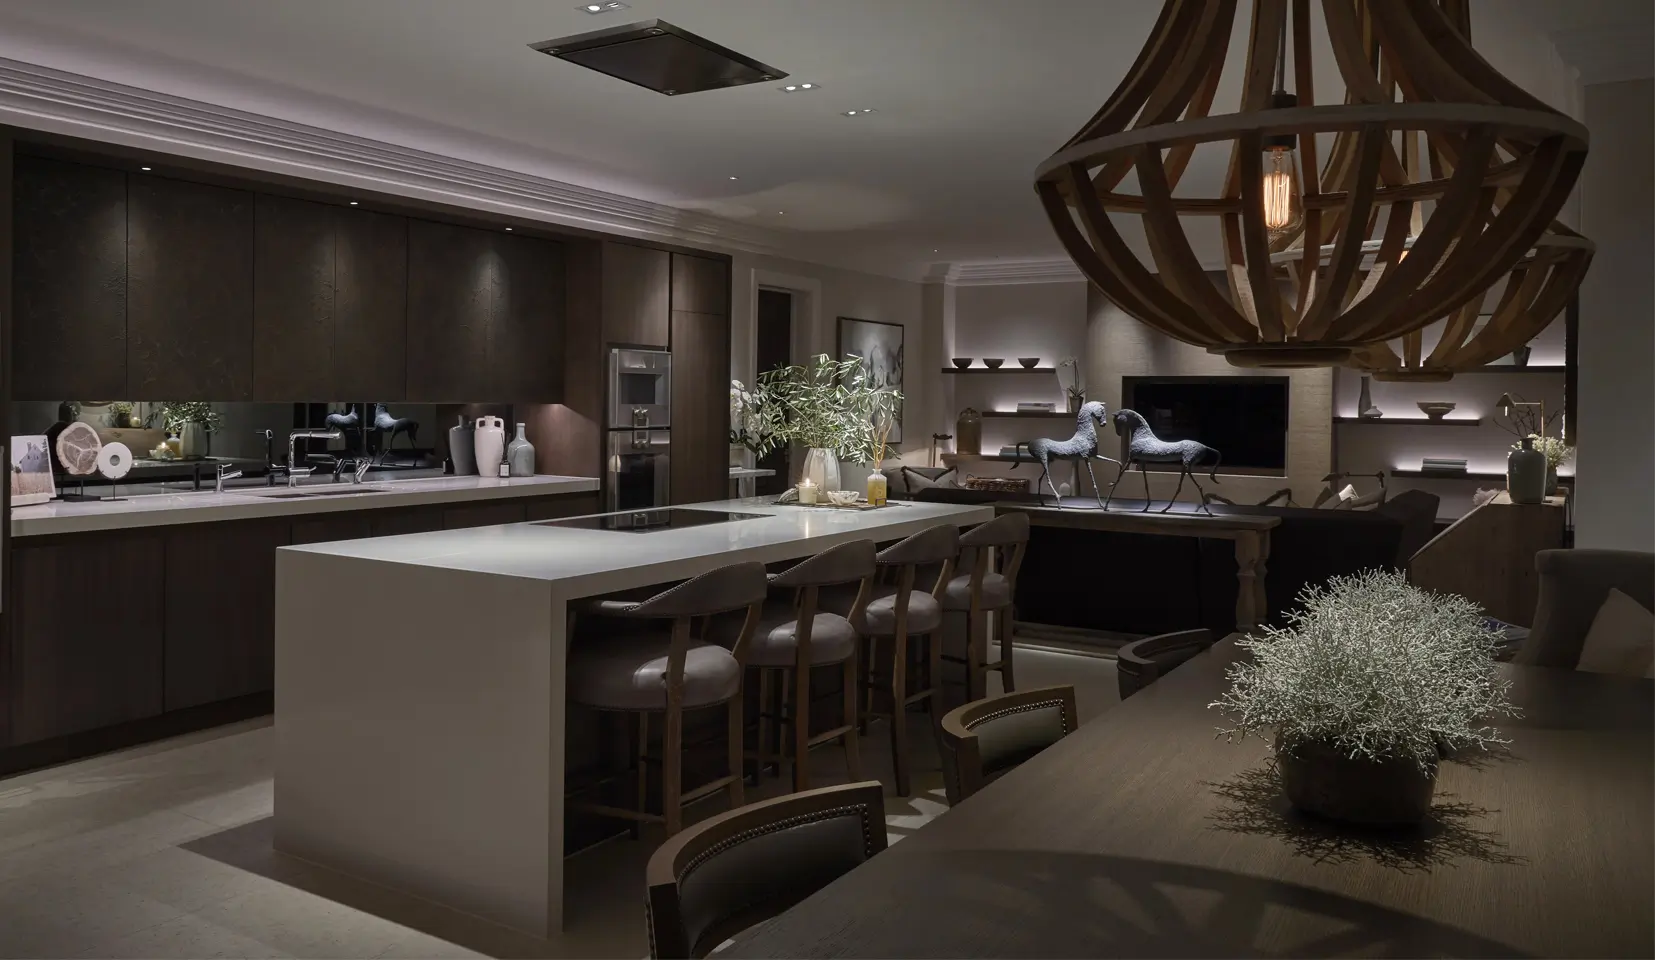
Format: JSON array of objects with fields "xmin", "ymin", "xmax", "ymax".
[{"xmin": 1034, "ymin": 0, "xmax": 1590, "ymax": 369}]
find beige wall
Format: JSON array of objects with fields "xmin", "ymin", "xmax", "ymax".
[
  {"xmin": 1576, "ymin": 78, "xmax": 1655, "ymax": 552},
  {"xmin": 1085, "ymin": 284, "xmax": 1332, "ymax": 505}
]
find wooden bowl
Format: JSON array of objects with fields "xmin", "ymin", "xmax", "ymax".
[
  {"xmin": 1416, "ymin": 401, "xmax": 1457, "ymax": 420},
  {"xmin": 983, "ymin": 358, "xmax": 1005, "ymax": 369},
  {"xmin": 1018, "ymin": 357, "xmax": 1040, "ymax": 368},
  {"xmin": 951, "ymin": 358, "xmax": 973, "ymax": 369}
]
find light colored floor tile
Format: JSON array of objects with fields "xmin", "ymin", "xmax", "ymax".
[
  {"xmin": 0, "ymin": 872, "xmax": 186, "ymax": 959},
  {"xmin": 75, "ymin": 912, "xmax": 295, "ymax": 959}
]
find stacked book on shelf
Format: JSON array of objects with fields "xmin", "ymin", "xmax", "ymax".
[{"xmin": 1420, "ymin": 457, "xmax": 1469, "ymax": 476}]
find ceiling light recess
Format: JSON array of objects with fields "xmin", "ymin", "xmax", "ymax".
[
  {"xmin": 578, "ymin": 1, "xmax": 628, "ymax": 13},
  {"xmin": 1034, "ymin": 0, "xmax": 1589, "ymax": 370},
  {"xmin": 531, "ymin": 20, "xmax": 786, "ymax": 96},
  {"xmin": 843, "ymin": 108, "xmax": 875, "ymax": 117},
  {"xmin": 781, "ymin": 82, "xmax": 819, "ymax": 92}
]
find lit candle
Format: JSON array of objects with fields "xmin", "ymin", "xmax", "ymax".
[{"xmin": 798, "ymin": 478, "xmax": 818, "ymax": 504}]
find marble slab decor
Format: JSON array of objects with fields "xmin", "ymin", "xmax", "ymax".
[{"xmin": 11, "ymin": 474, "xmax": 600, "ymax": 537}]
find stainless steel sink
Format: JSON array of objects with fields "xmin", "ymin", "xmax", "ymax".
[{"xmin": 233, "ymin": 486, "xmax": 391, "ymax": 500}]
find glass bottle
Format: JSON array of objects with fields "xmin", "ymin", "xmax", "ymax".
[{"xmin": 866, "ymin": 467, "xmax": 888, "ymax": 507}]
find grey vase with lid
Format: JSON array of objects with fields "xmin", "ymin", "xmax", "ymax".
[{"xmin": 448, "ymin": 415, "xmax": 476, "ymax": 476}]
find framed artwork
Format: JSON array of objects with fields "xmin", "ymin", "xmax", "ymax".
[
  {"xmin": 836, "ymin": 316, "xmax": 905, "ymax": 443},
  {"xmin": 11, "ymin": 435, "xmax": 56, "ymax": 506}
]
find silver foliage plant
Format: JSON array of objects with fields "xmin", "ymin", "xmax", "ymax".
[{"xmin": 1210, "ymin": 569, "xmax": 1517, "ymax": 772}]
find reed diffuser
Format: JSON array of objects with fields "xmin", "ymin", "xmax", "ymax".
[{"xmin": 866, "ymin": 418, "xmax": 893, "ymax": 507}]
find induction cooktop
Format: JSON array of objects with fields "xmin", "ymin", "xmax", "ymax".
[{"xmin": 534, "ymin": 507, "xmax": 767, "ymax": 533}]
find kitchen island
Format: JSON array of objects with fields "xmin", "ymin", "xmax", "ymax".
[{"xmin": 273, "ymin": 498, "xmax": 994, "ymax": 937}]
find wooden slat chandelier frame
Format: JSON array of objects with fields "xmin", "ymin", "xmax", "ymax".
[{"xmin": 1034, "ymin": 0, "xmax": 1592, "ymax": 372}]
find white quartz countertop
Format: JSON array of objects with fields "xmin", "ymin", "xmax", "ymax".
[
  {"xmin": 12, "ymin": 474, "xmax": 600, "ymax": 537},
  {"xmin": 280, "ymin": 498, "xmax": 995, "ymax": 595}
]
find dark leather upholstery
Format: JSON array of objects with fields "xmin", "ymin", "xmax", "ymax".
[
  {"xmin": 768, "ymin": 539, "xmax": 877, "ymax": 589},
  {"xmin": 1117, "ymin": 628, "xmax": 1215, "ymax": 699},
  {"xmin": 857, "ymin": 590, "xmax": 943, "ymax": 636},
  {"xmin": 939, "ymin": 686, "xmax": 1077, "ymax": 806},
  {"xmin": 593, "ymin": 562, "xmax": 769, "ymax": 619},
  {"xmin": 941, "ymin": 572, "xmax": 1012, "ymax": 611},
  {"xmin": 570, "ymin": 634, "xmax": 740, "ymax": 710},
  {"xmin": 1519, "ymin": 549, "xmax": 1655, "ymax": 669},
  {"xmin": 972, "ymin": 700, "xmax": 1069, "ymax": 776},
  {"xmin": 747, "ymin": 610, "xmax": 858, "ymax": 667}
]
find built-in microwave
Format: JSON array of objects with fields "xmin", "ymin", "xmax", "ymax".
[{"xmin": 609, "ymin": 348, "xmax": 672, "ymax": 429}]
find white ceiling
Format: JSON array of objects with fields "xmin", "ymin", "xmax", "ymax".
[{"xmin": 0, "ymin": 0, "xmax": 1647, "ymax": 280}]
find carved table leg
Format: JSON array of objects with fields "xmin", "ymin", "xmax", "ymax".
[
  {"xmin": 1254, "ymin": 529, "xmax": 1271, "ymax": 628},
  {"xmin": 1234, "ymin": 533, "xmax": 1262, "ymax": 632}
]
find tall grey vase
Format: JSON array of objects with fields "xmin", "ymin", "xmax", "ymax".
[
  {"xmin": 1358, "ymin": 376, "xmax": 1383, "ymax": 419},
  {"xmin": 1507, "ymin": 437, "xmax": 1547, "ymax": 504},
  {"xmin": 506, "ymin": 423, "xmax": 535, "ymax": 477},
  {"xmin": 448, "ymin": 415, "xmax": 476, "ymax": 475}
]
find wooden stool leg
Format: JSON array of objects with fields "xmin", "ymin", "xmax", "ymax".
[
  {"xmin": 998, "ymin": 608, "xmax": 1016, "ymax": 693},
  {"xmin": 792, "ymin": 660, "xmax": 812, "ymax": 792},
  {"xmin": 858, "ymin": 635, "xmax": 874, "ymax": 735},
  {"xmin": 889, "ymin": 631, "xmax": 911, "ymax": 797},
  {"xmin": 635, "ymin": 712, "xmax": 650, "ymax": 832},
  {"xmin": 926, "ymin": 630, "xmax": 945, "ymax": 735},
  {"xmin": 841, "ymin": 655, "xmax": 864, "ymax": 781},
  {"xmin": 755, "ymin": 667, "xmax": 774, "ymax": 781},
  {"xmin": 726, "ymin": 695, "xmax": 744, "ymax": 811},
  {"xmin": 663, "ymin": 703, "xmax": 684, "ymax": 836},
  {"xmin": 966, "ymin": 610, "xmax": 986, "ymax": 701}
]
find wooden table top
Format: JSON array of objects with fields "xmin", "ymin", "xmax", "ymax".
[{"xmin": 729, "ymin": 641, "xmax": 1654, "ymax": 958}]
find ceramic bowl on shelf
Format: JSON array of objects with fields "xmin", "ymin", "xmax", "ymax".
[
  {"xmin": 1018, "ymin": 357, "xmax": 1040, "ymax": 368},
  {"xmin": 983, "ymin": 358, "xmax": 1005, "ymax": 369},
  {"xmin": 951, "ymin": 358, "xmax": 973, "ymax": 369},
  {"xmin": 1416, "ymin": 401, "xmax": 1457, "ymax": 420}
]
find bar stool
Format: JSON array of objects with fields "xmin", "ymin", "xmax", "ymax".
[
  {"xmin": 568, "ymin": 562, "xmax": 766, "ymax": 836},
  {"xmin": 854, "ymin": 523, "xmax": 960, "ymax": 796},
  {"xmin": 941, "ymin": 512, "xmax": 1030, "ymax": 699},
  {"xmin": 751, "ymin": 539, "xmax": 877, "ymax": 792}
]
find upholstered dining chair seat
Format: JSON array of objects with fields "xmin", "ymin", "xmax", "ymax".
[
  {"xmin": 941, "ymin": 572, "xmax": 1012, "ymax": 611},
  {"xmin": 856, "ymin": 588, "xmax": 944, "ymax": 636},
  {"xmin": 570, "ymin": 634, "xmax": 741, "ymax": 711},
  {"xmin": 746, "ymin": 609, "xmax": 859, "ymax": 668}
]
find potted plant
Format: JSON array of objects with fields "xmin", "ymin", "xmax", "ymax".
[
  {"xmin": 1058, "ymin": 357, "xmax": 1086, "ymax": 413},
  {"xmin": 745, "ymin": 354, "xmax": 901, "ymax": 492},
  {"xmin": 158, "ymin": 402, "xmax": 223, "ymax": 459},
  {"xmin": 1210, "ymin": 570, "xmax": 1516, "ymax": 826}
]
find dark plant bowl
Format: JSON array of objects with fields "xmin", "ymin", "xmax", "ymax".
[
  {"xmin": 951, "ymin": 358, "xmax": 973, "ymax": 369},
  {"xmin": 983, "ymin": 358, "xmax": 1005, "ymax": 369},
  {"xmin": 1275, "ymin": 736, "xmax": 1436, "ymax": 826},
  {"xmin": 1018, "ymin": 357, "xmax": 1040, "ymax": 368}
]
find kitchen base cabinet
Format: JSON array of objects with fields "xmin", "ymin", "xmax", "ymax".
[
  {"xmin": 164, "ymin": 520, "xmax": 289, "ymax": 711},
  {"xmin": 443, "ymin": 501, "xmax": 528, "ymax": 530},
  {"xmin": 526, "ymin": 494, "xmax": 599, "ymax": 521},
  {"xmin": 9, "ymin": 532, "xmax": 166, "ymax": 744},
  {"xmin": 291, "ymin": 513, "xmax": 375, "ymax": 545},
  {"xmin": 369, "ymin": 505, "xmax": 446, "ymax": 537}
]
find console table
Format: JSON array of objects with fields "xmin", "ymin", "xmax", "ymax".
[{"xmin": 997, "ymin": 501, "xmax": 1278, "ymax": 631}]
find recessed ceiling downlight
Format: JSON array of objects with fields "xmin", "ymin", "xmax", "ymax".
[
  {"xmin": 782, "ymin": 82, "xmax": 819, "ymax": 92},
  {"xmin": 578, "ymin": 1, "xmax": 627, "ymax": 13},
  {"xmin": 843, "ymin": 108, "xmax": 875, "ymax": 116}
]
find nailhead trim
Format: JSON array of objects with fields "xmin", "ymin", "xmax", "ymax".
[
  {"xmin": 964, "ymin": 697, "xmax": 1071, "ymax": 735},
  {"xmin": 678, "ymin": 803, "xmax": 876, "ymax": 884}
]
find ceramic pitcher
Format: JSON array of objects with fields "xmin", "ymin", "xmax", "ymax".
[{"xmin": 474, "ymin": 416, "xmax": 506, "ymax": 477}]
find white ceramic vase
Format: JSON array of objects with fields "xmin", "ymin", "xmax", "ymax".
[
  {"xmin": 474, "ymin": 416, "xmax": 506, "ymax": 477},
  {"xmin": 801, "ymin": 448, "xmax": 841, "ymax": 493},
  {"xmin": 179, "ymin": 421, "xmax": 207, "ymax": 459}
]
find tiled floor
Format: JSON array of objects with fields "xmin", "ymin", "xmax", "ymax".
[{"xmin": 0, "ymin": 643, "xmax": 1118, "ymax": 959}]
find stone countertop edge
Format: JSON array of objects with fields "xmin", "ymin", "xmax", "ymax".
[{"xmin": 10, "ymin": 475, "xmax": 601, "ymax": 538}]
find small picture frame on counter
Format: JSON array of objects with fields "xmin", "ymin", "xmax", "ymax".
[{"xmin": 11, "ymin": 435, "xmax": 57, "ymax": 506}]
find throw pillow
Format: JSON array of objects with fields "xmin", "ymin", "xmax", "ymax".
[
  {"xmin": 1575, "ymin": 588, "xmax": 1655, "ymax": 678},
  {"xmin": 901, "ymin": 466, "xmax": 957, "ymax": 493}
]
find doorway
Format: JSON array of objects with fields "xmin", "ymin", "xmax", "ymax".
[{"xmin": 754, "ymin": 288, "xmax": 793, "ymax": 495}]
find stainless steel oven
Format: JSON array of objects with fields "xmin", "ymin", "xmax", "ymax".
[
  {"xmin": 609, "ymin": 348, "xmax": 672, "ymax": 429},
  {"xmin": 606, "ymin": 428, "xmax": 671, "ymax": 512}
]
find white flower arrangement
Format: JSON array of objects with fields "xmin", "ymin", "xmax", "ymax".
[
  {"xmin": 1057, "ymin": 357, "xmax": 1086, "ymax": 400},
  {"xmin": 1210, "ymin": 569, "xmax": 1517, "ymax": 772},
  {"xmin": 1513, "ymin": 433, "xmax": 1573, "ymax": 470}
]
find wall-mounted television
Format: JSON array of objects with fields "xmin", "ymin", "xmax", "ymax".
[{"xmin": 1120, "ymin": 376, "xmax": 1290, "ymax": 472}]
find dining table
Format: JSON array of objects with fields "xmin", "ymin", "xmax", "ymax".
[{"xmin": 726, "ymin": 639, "xmax": 1655, "ymax": 958}]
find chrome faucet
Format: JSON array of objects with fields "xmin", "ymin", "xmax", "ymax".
[
  {"xmin": 287, "ymin": 429, "xmax": 342, "ymax": 487},
  {"xmin": 332, "ymin": 457, "xmax": 374, "ymax": 484},
  {"xmin": 216, "ymin": 463, "xmax": 243, "ymax": 494}
]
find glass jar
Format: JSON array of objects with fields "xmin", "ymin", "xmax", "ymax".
[
  {"xmin": 866, "ymin": 468, "xmax": 888, "ymax": 507},
  {"xmin": 956, "ymin": 408, "xmax": 982, "ymax": 456}
]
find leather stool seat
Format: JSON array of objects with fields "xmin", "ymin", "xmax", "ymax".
[
  {"xmin": 570, "ymin": 634, "xmax": 741, "ymax": 711},
  {"xmin": 941, "ymin": 572, "xmax": 1012, "ymax": 611},
  {"xmin": 747, "ymin": 607, "xmax": 859, "ymax": 668}
]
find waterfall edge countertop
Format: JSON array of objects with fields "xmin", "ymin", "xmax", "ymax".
[
  {"xmin": 10, "ymin": 474, "xmax": 600, "ymax": 537},
  {"xmin": 273, "ymin": 498, "xmax": 995, "ymax": 939}
]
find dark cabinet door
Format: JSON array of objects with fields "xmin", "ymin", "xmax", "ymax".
[
  {"xmin": 669, "ymin": 309, "xmax": 731, "ymax": 505},
  {"xmin": 164, "ymin": 520, "xmax": 290, "ymax": 710},
  {"xmin": 10, "ymin": 533, "xmax": 166, "ymax": 744},
  {"xmin": 602, "ymin": 242, "xmax": 670, "ymax": 348},
  {"xmin": 336, "ymin": 209, "xmax": 408, "ymax": 400},
  {"xmin": 442, "ymin": 501, "xmax": 527, "ymax": 529},
  {"xmin": 291, "ymin": 513, "xmax": 375, "ymax": 545},
  {"xmin": 671, "ymin": 252, "xmax": 729, "ymax": 317},
  {"xmin": 491, "ymin": 232, "xmax": 565, "ymax": 402},
  {"xmin": 252, "ymin": 195, "xmax": 336, "ymax": 400},
  {"xmin": 127, "ymin": 176, "xmax": 255, "ymax": 399},
  {"xmin": 524, "ymin": 493, "xmax": 600, "ymax": 521},
  {"xmin": 406, "ymin": 219, "xmax": 493, "ymax": 402},
  {"xmin": 369, "ymin": 506, "xmax": 445, "ymax": 537},
  {"xmin": 12, "ymin": 157, "xmax": 129, "ymax": 400}
]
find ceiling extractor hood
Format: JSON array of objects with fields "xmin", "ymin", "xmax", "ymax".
[{"xmin": 530, "ymin": 19, "xmax": 786, "ymax": 96}]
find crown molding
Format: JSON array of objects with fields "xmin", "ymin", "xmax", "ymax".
[
  {"xmin": 0, "ymin": 56, "xmax": 790, "ymax": 256},
  {"xmin": 926, "ymin": 258, "xmax": 1089, "ymax": 286}
]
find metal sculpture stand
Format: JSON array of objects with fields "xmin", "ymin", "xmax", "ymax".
[
  {"xmin": 1010, "ymin": 401, "xmax": 1120, "ymax": 508},
  {"xmin": 1105, "ymin": 409, "xmax": 1222, "ymax": 515}
]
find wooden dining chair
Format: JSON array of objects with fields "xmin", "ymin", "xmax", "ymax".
[
  {"xmin": 941, "ymin": 512, "xmax": 1031, "ymax": 698},
  {"xmin": 567, "ymin": 562, "xmax": 767, "ymax": 837},
  {"xmin": 854, "ymin": 523, "xmax": 960, "ymax": 796},
  {"xmin": 645, "ymin": 781, "xmax": 887, "ymax": 959},
  {"xmin": 1116, "ymin": 628, "xmax": 1216, "ymax": 700},
  {"xmin": 939, "ymin": 685, "xmax": 1078, "ymax": 805}
]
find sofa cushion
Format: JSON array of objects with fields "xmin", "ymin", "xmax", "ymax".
[
  {"xmin": 893, "ymin": 466, "xmax": 956, "ymax": 497},
  {"xmin": 1575, "ymin": 588, "xmax": 1655, "ymax": 678}
]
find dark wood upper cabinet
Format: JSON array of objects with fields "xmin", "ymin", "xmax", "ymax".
[
  {"xmin": 12, "ymin": 157, "xmax": 129, "ymax": 401},
  {"xmin": 127, "ymin": 176, "xmax": 255, "ymax": 400},
  {"xmin": 335, "ymin": 209, "xmax": 408, "ymax": 400},
  {"xmin": 671, "ymin": 252, "xmax": 729, "ymax": 317},
  {"xmin": 669, "ymin": 309, "xmax": 731, "ymax": 505},
  {"xmin": 602, "ymin": 242, "xmax": 670, "ymax": 348},
  {"xmin": 491, "ymin": 232, "xmax": 565, "ymax": 402},
  {"xmin": 406, "ymin": 219, "xmax": 493, "ymax": 402},
  {"xmin": 252, "ymin": 195, "xmax": 336, "ymax": 400}
]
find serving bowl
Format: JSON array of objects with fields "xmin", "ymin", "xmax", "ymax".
[
  {"xmin": 1416, "ymin": 401, "xmax": 1457, "ymax": 420},
  {"xmin": 1018, "ymin": 357, "xmax": 1040, "ymax": 368},
  {"xmin": 951, "ymin": 358, "xmax": 973, "ymax": 369},
  {"xmin": 982, "ymin": 358, "xmax": 1005, "ymax": 369}
]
